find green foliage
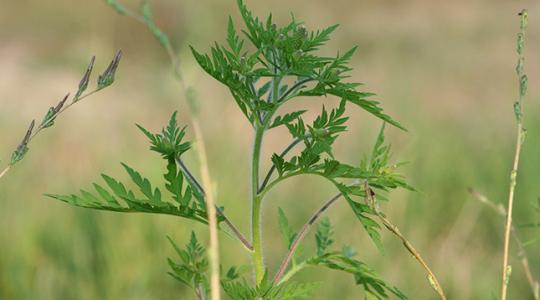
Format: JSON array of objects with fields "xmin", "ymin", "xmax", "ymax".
[
  {"xmin": 307, "ymin": 252, "xmax": 406, "ymax": 300},
  {"xmin": 306, "ymin": 219, "xmax": 406, "ymax": 299},
  {"xmin": 191, "ymin": 0, "xmax": 404, "ymax": 130},
  {"xmin": 47, "ymin": 113, "xmax": 212, "ymax": 225},
  {"xmin": 278, "ymin": 208, "xmax": 303, "ymax": 264},
  {"xmin": 137, "ymin": 111, "xmax": 191, "ymax": 160},
  {"xmin": 222, "ymin": 273, "xmax": 320, "ymax": 300},
  {"xmin": 46, "ymin": 162, "xmax": 209, "ymax": 224},
  {"xmin": 168, "ymin": 232, "xmax": 210, "ymax": 296},
  {"xmin": 315, "ymin": 217, "xmax": 333, "ymax": 256},
  {"xmin": 48, "ymin": 1, "xmax": 416, "ymax": 299},
  {"xmin": 267, "ymin": 115, "xmax": 410, "ymax": 251}
]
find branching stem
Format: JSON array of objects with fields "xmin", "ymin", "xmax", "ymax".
[
  {"xmin": 273, "ymin": 192, "xmax": 343, "ymax": 284},
  {"xmin": 258, "ymin": 137, "xmax": 304, "ymax": 193},
  {"xmin": 277, "ymin": 78, "xmax": 314, "ymax": 103},
  {"xmin": 177, "ymin": 158, "xmax": 253, "ymax": 251}
]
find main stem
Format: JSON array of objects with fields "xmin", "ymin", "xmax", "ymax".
[{"xmin": 251, "ymin": 127, "xmax": 265, "ymax": 283}]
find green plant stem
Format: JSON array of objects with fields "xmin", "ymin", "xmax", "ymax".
[
  {"xmin": 273, "ymin": 192, "xmax": 343, "ymax": 284},
  {"xmin": 251, "ymin": 126, "xmax": 265, "ymax": 283},
  {"xmin": 277, "ymin": 261, "xmax": 307, "ymax": 285}
]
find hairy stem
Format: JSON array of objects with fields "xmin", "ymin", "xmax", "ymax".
[
  {"xmin": 251, "ymin": 127, "xmax": 265, "ymax": 283},
  {"xmin": 365, "ymin": 182, "xmax": 446, "ymax": 300},
  {"xmin": 178, "ymin": 158, "xmax": 253, "ymax": 251},
  {"xmin": 273, "ymin": 192, "xmax": 343, "ymax": 284},
  {"xmin": 501, "ymin": 10, "xmax": 528, "ymax": 300}
]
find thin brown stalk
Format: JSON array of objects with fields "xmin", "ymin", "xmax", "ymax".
[
  {"xmin": 501, "ymin": 123, "xmax": 524, "ymax": 299},
  {"xmin": 192, "ymin": 120, "xmax": 221, "ymax": 300},
  {"xmin": 219, "ymin": 210, "xmax": 253, "ymax": 251},
  {"xmin": 365, "ymin": 182, "xmax": 446, "ymax": 300},
  {"xmin": 0, "ymin": 166, "xmax": 10, "ymax": 180},
  {"xmin": 469, "ymin": 188, "xmax": 539, "ymax": 300},
  {"xmin": 273, "ymin": 192, "xmax": 343, "ymax": 284}
]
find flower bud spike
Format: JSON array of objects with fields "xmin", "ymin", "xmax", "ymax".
[
  {"xmin": 22, "ymin": 120, "xmax": 35, "ymax": 145},
  {"xmin": 55, "ymin": 93, "xmax": 69, "ymax": 113},
  {"xmin": 75, "ymin": 56, "xmax": 95, "ymax": 101},
  {"xmin": 97, "ymin": 50, "xmax": 123, "ymax": 90},
  {"xmin": 10, "ymin": 120, "xmax": 35, "ymax": 165}
]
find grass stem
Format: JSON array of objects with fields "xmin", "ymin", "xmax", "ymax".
[{"xmin": 501, "ymin": 10, "xmax": 528, "ymax": 300}]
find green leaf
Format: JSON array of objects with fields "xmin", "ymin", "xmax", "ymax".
[
  {"xmin": 315, "ymin": 217, "xmax": 334, "ymax": 256},
  {"xmin": 46, "ymin": 163, "xmax": 208, "ymax": 224},
  {"xmin": 164, "ymin": 158, "xmax": 192, "ymax": 206},
  {"xmin": 302, "ymin": 24, "xmax": 339, "ymax": 52},
  {"xmin": 227, "ymin": 16, "xmax": 244, "ymax": 55},
  {"xmin": 167, "ymin": 232, "xmax": 209, "ymax": 295},
  {"xmin": 307, "ymin": 252, "xmax": 407, "ymax": 299},
  {"xmin": 136, "ymin": 111, "xmax": 191, "ymax": 160},
  {"xmin": 278, "ymin": 208, "xmax": 295, "ymax": 248},
  {"xmin": 236, "ymin": 0, "xmax": 265, "ymax": 48},
  {"xmin": 275, "ymin": 282, "xmax": 321, "ymax": 300},
  {"xmin": 270, "ymin": 110, "xmax": 307, "ymax": 129},
  {"xmin": 339, "ymin": 187, "xmax": 384, "ymax": 252}
]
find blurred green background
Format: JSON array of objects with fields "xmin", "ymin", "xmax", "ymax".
[{"xmin": 1, "ymin": 0, "xmax": 539, "ymax": 299}]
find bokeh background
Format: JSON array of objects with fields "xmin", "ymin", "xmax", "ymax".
[{"xmin": 1, "ymin": 0, "xmax": 539, "ymax": 299}]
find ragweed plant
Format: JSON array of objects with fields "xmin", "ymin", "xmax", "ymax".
[
  {"xmin": 0, "ymin": 51, "xmax": 122, "ymax": 181},
  {"xmin": 47, "ymin": 1, "xmax": 445, "ymax": 299}
]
